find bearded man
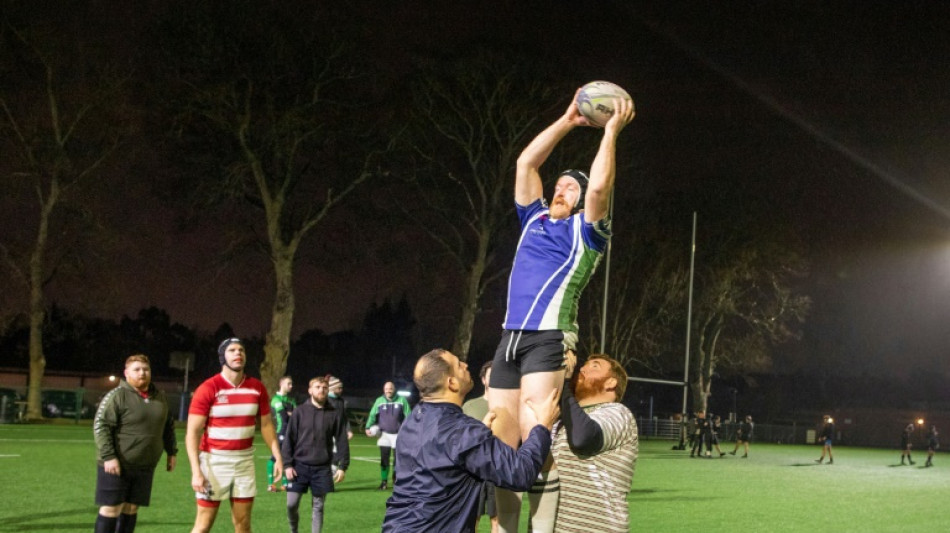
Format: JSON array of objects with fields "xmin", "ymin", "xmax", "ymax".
[{"xmin": 552, "ymin": 354, "xmax": 638, "ymax": 533}]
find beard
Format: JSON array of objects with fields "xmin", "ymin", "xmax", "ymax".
[
  {"xmin": 549, "ymin": 197, "xmax": 572, "ymax": 219},
  {"xmin": 574, "ymin": 374, "xmax": 608, "ymax": 402}
]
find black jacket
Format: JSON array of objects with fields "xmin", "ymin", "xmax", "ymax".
[{"xmin": 281, "ymin": 399, "xmax": 350, "ymax": 471}]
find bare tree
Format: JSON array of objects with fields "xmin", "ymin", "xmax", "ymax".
[
  {"xmin": 0, "ymin": 19, "xmax": 126, "ymax": 419},
  {"xmin": 400, "ymin": 52, "xmax": 577, "ymax": 359},
  {"xmin": 687, "ymin": 229, "xmax": 811, "ymax": 412},
  {"xmin": 159, "ymin": 5, "xmax": 392, "ymax": 392}
]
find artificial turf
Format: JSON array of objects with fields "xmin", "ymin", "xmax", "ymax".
[{"xmin": 0, "ymin": 423, "xmax": 946, "ymax": 531}]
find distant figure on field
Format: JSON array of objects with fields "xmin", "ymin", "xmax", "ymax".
[
  {"xmin": 900, "ymin": 423, "xmax": 916, "ymax": 466},
  {"xmin": 690, "ymin": 411, "xmax": 709, "ymax": 458},
  {"xmin": 710, "ymin": 414, "xmax": 726, "ymax": 457},
  {"xmin": 815, "ymin": 415, "xmax": 834, "ymax": 464},
  {"xmin": 925, "ymin": 425, "xmax": 939, "ymax": 467},
  {"xmin": 93, "ymin": 354, "xmax": 177, "ymax": 533},
  {"xmin": 729, "ymin": 415, "xmax": 754, "ymax": 457},
  {"xmin": 365, "ymin": 381, "xmax": 411, "ymax": 490}
]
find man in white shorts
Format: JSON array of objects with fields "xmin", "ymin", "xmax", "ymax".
[
  {"xmin": 365, "ymin": 381, "xmax": 411, "ymax": 490},
  {"xmin": 186, "ymin": 338, "xmax": 283, "ymax": 533}
]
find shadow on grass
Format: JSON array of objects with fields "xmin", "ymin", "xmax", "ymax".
[
  {"xmin": 0, "ymin": 507, "xmax": 89, "ymax": 531},
  {"xmin": 788, "ymin": 462, "xmax": 825, "ymax": 467}
]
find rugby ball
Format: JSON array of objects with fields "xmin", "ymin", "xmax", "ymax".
[
  {"xmin": 575, "ymin": 81, "xmax": 633, "ymax": 127},
  {"xmin": 367, "ymin": 424, "xmax": 380, "ymax": 437}
]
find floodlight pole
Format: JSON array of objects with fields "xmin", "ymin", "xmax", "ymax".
[
  {"xmin": 599, "ymin": 192, "xmax": 615, "ymax": 351},
  {"xmin": 178, "ymin": 358, "xmax": 190, "ymax": 421},
  {"xmin": 680, "ymin": 212, "xmax": 697, "ymax": 418}
]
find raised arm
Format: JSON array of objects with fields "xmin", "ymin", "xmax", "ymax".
[
  {"xmin": 583, "ymin": 97, "xmax": 635, "ymax": 222},
  {"xmin": 515, "ymin": 90, "xmax": 590, "ymax": 206}
]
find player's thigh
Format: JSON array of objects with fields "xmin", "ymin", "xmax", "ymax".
[
  {"xmin": 518, "ymin": 370, "xmax": 564, "ymax": 439},
  {"xmin": 488, "ymin": 387, "xmax": 522, "ymax": 446}
]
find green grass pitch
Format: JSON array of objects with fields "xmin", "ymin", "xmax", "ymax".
[{"xmin": 0, "ymin": 423, "xmax": 947, "ymax": 531}]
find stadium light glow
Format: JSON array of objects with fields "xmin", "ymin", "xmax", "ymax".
[
  {"xmin": 917, "ymin": 418, "xmax": 925, "ymax": 425},
  {"xmin": 108, "ymin": 375, "xmax": 117, "ymax": 382},
  {"xmin": 397, "ymin": 390, "xmax": 411, "ymax": 398}
]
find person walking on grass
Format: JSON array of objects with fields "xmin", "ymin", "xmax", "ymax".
[
  {"xmin": 925, "ymin": 425, "xmax": 939, "ymax": 467},
  {"xmin": 93, "ymin": 354, "xmax": 177, "ymax": 533},
  {"xmin": 900, "ymin": 423, "xmax": 916, "ymax": 465},
  {"xmin": 816, "ymin": 415, "xmax": 834, "ymax": 464},
  {"xmin": 729, "ymin": 415, "xmax": 754, "ymax": 458},
  {"xmin": 710, "ymin": 414, "xmax": 727, "ymax": 457}
]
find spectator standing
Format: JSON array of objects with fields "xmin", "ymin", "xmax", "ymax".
[
  {"xmin": 900, "ymin": 423, "xmax": 916, "ymax": 466},
  {"xmin": 690, "ymin": 411, "xmax": 709, "ymax": 458},
  {"xmin": 816, "ymin": 415, "xmax": 835, "ymax": 464},
  {"xmin": 925, "ymin": 425, "xmax": 939, "ymax": 467},
  {"xmin": 93, "ymin": 354, "xmax": 177, "ymax": 533},
  {"xmin": 365, "ymin": 381, "xmax": 411, "ymax": 490}
]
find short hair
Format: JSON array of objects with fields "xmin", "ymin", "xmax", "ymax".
[
  {"xmin": 125, "ymin": 354, "xmax": 150, "ymax": 367},
  {"xmin": 414, "ymin": 349, "xmax": 452, "ymax": 398},
  {"xmin": 479, "ymin": 360, "xmax": 492, "ymax": 381},
  {"xmin": 279, "ymin": 375, "xmax": 292, "ymax": 384},
  {"xmin": 309, "ymin": 376, "xmax": 328, "ymax": 388},
  {"xmin": 588, "ymin": 354, "xmax": 628, "ymax": 401}
]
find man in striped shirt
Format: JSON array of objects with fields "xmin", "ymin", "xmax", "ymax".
[
  {"xmin": 553, "ymin": 354, "xmax": 637, "ymax": 533},
  {"xmin": 488, "ymin": 90, "xmax": 635, "ymax": 531},
  {"xmin": 186, "ymin": 338, "xmax": 283, "ymax": 533}
]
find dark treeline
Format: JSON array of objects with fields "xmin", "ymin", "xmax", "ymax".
[{"xmin": 0, "ymin": 298, "xmax": 416, "ymax": 392}]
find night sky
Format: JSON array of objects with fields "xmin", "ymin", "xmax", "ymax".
[{"xmin": 2, "ymin": 1, "xmax": 949, "ymax": 380}]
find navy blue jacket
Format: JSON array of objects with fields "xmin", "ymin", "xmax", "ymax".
[{"xmin": 382, "ymin": 401, "xmax": 551, "ymax": 533}]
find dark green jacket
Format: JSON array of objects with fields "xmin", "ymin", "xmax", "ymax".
[{"xmin": 93, "ymin": 380, "xmax": 177, "ymax": 468}]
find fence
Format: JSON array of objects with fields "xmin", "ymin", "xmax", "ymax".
[{"xmin": 637, "ymin": 417, "xmax": 809, "ymax": 445}]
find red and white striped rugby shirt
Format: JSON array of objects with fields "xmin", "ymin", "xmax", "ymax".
[{"xmin": 189, "ymin": 373, "xmax": 272, "ymax": 455}]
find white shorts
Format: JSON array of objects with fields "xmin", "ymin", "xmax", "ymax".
[
  {"xmin": 196, "ymin": 452, "xmax": 257, "ymax": 502},
  {"xmin": 377, "ymin": 431, "xmax": 398, "ymax": 448}
]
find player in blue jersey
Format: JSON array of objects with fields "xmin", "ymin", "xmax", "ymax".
[{"xmin": 488, "ymin": 89, "xmax": 634, "ymax": 532}]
